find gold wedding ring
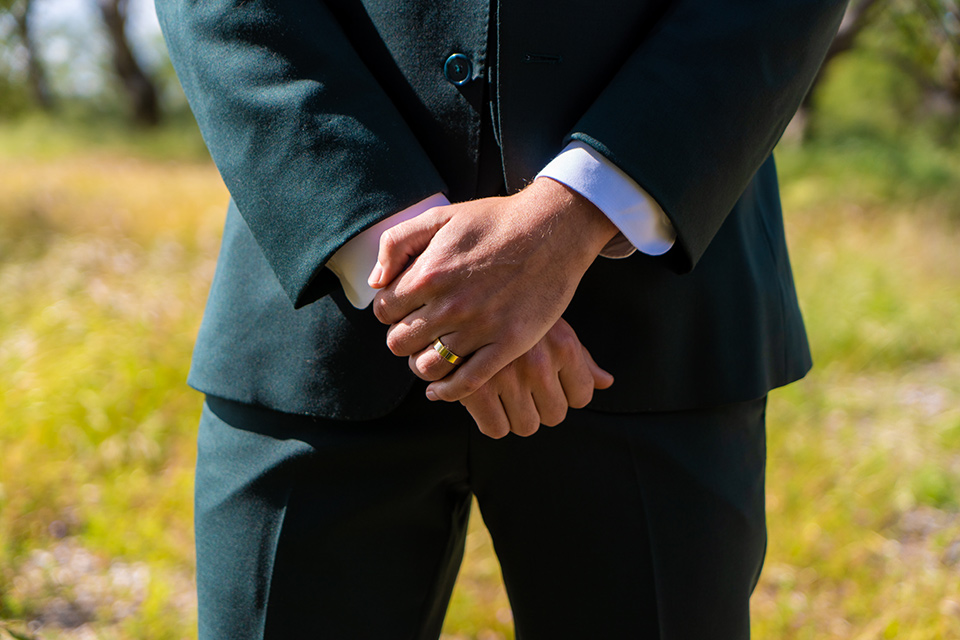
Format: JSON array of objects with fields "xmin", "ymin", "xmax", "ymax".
[{"xmin": 433, "ymin": 338, "xmax": 463, "ymax": 366}]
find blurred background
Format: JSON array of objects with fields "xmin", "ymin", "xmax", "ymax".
[{"xmin": 1, "ymin": 0, "xmax": 959, "ymax": 638}]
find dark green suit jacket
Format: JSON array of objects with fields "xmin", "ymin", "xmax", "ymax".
[{"xmin": 157, "ymin": 0, "xmax": 845, "ymax": 419}]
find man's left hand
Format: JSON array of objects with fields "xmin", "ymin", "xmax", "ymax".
[
  {"xmin": 459, "ymin": 318, "xmax": 614, "ymax": 438},
  {"xmin": 369, "ymin": 178, "xmax": 618, "ymax": 402}
]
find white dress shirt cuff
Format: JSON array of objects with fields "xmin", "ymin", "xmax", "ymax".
[
  {"xmin": 326, "ymin": 193, "xmax": 450, "ymax": 309},
  {"xmin": 536, "ymin": 141, "xmax": 676, "ymax": 258}
]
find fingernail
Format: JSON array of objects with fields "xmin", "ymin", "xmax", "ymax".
[
  {"xmin": 368, "ymin": 262, "xmax": 382, "ymax": 287},
  {"xmin": 425, "ymin": 389, "xmax": 438, "ymax": 402}
]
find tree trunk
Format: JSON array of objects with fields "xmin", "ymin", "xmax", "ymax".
[
  {"xmin": 97, "ymin": 0, "xmax": 161, "ymax": 126},
  {"xmin": 935, "ymin": 41, "xmax": 960, "ymax": 111},
  {"xmin": 11, "ymin": 0, "xmax": 54, "ymax": 110}
]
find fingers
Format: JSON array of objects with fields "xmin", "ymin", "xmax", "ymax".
[
  {"xmin": 451, "ymin": 326, "xmax": 613, "ymax": 437},
  {"xmin": 408, "ymin": 334, "xmax": 464, "ymax": 381},
  {"xmin": 368, "ymin": 207, "xmax": 449, "ymax": 289},
  {"xmin": 541, "ymin": 318, "xmax": 592, "ymax": 409},
  {"xmin": 556, "ymin": 343, "xmax": 615, "ymax": 409},
  {"xmin": 499, "ymin": 380, "xmax": 541, "ymax": 437},
  {"xmin": 460, "ymin": 389, "xmax": 510, "ymax": 439},
  {"xmin": 460, "ymin": 372, "xmax": 541, "ymax": 438},
  {"xmin": 384, "ymin": 305, "xmax": 438, "ymax": 357},
  {"xmin": 584, "ymin": 346, "xmax": 614, "ymax": 390},
  {"xmin": 556, "ymin": 348, "xmax": 595, "ymax": 409},
  {"xmin": 384, "ymin": 301, "xmax": 474, "ymax": 382},
  {"xmin": 425, "ymin": 344, "xmax": 510, "ymax": 402},
  {"xmin": 370, "ymin": 208, "xmax": 454, "ymax": 326},
  {"xmin": 372, "ymin": 260, "xmax": 449, "ymax": 327},
  {"xmin": 530, "ymin": 373, "xmax": 568, "ymax": 427}
]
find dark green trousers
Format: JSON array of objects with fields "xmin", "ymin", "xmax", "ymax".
[{"xmin": 195, "ymin": 386, "xmax": 767, "ymax": 639}]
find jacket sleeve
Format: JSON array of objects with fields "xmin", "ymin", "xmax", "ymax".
[
  {"xmin": 156, "ymin": 0, "xmax": 447, "ymax": 308},
  {"xmin": 566, "ymin": 0, "xmax": 847, "ymax": 273}
]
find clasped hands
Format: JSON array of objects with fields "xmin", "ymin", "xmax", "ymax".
[{"xmin": 368, "ymin": 178, "xmax": 617, "ymax": 438}]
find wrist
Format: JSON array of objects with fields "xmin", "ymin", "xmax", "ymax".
[{"xmin": 526, "ymin": 177, "xmax": 619, "ymax": 260}]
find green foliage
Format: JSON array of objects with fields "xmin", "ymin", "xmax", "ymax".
[
  {"xmin": 803, "ymin": 0, "xmax": 960, "ymax": 147},
  {"xmin": 777, "ymin": 135, "xmax": 960, "ymax": 215},
  {"xmin": 0, "ymin": 74, "xmax": 32, "ymax": 118},
  {"xmin": 807, "ymin": 50, "xmax": 922, "ymax": 141},
  {"xmin": 911, "ymin": 465, "xmax": 959, "ymax": 509}
]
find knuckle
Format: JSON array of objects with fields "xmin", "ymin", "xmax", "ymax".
[
  {"xmin": 380, "ymin": 228, "xmax": 399, "ymax": 252},
  {"xmin": 408, "ymin": 361, "xmax": 427, "ymax": 381},
  {"xmin": 408, "ymin": 356, "xmax": 430, "ymax": 381},
  {"xmin": 385, "ymin": 331, "xmax": 407, "ymax": 356},
  {"xmin": 524, "ymin": 347, "xmax": 550, "ymax": 373},
  {"xmin": 416, "ymin": 266, "xmax": 445, "ymax": 291},
  {"xmin": 438, "ymin": 295, "xmax": 469, "ymax": 326},
  {"xmin": 539, "ymin": 371, "xmax": 560, "ymax": 395},
  {"xmin": 416, "ymin": 355, "xmax": 448, "ymax": 382},
  {"xmin": 556, "ymin": 333, "xmax": 579, "ymax": 359},
  {"xmin": 373, "ymin": 299, "xmax": 388, "ymax": 324}
]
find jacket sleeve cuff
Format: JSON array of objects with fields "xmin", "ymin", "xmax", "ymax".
[
  {"xmin": 326, "ymin": 193, "xmax": 451, "ymax": 309},
  {"xmin": 537, "ymin": 141, "xmax": 676, "ymax": 258}
]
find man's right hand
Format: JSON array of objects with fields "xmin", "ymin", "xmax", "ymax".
[
  {"xmin": 458, "ymin": 318, "xmax": 613, "ymax": 438},
  {"xmin": 369, "ymin": 178, "xmax": 618, "ymax": 403}
]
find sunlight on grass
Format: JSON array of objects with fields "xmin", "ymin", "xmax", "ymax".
[
  {"xmin": 2, "ymin": 128, "xmax": 960, "ymax": 637},
  {"xmin": 0, "ymin": 155, "xmax": 225, "ymax": 638}
]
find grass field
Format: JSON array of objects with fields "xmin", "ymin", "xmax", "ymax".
[{"xmin": 1, "ymin": 118, "xmax": 959, "ymax": 639}]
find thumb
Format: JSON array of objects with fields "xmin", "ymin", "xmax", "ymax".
[
  {"xmin": 584, "ymin": 347, "xmax": 614, "ymax": 390},
  {"xmin": 368, "ymin": 207, "xmax": 449, "ymax": 289}
]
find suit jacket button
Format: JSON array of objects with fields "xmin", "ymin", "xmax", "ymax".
[{"xmin": 444, "ymin": 53, "xmax": 472, "ymax": 85}]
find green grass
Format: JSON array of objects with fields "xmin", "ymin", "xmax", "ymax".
[
  {"xmin": 0, "ymin": 152, "xmax": 221, "ymax": 639},
  {"xmin": 2, "ymin": 107, "xmax": 960, "ymax": 638},
  {"xmin": 751, "ymin": 137, "xmax": 960, "ymax": 638},
  {"xmin": 0, "ymin": 109, "xmax": 211, "ymax": 163}
]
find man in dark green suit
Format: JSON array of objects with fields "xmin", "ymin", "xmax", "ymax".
[{"xmin": 157, "ymin": 0, "xmax": 846, "ymax": 637}]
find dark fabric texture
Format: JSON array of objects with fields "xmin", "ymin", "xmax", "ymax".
[
  {"xmin": 195, "ymin": 390, "xmax": 767, "ymax": 640},
  {"xmin": 157, "ymin": 0, "xmax": 843, "ymax": 418},
  {"xmin": 157, "ymin": 0, "xmax": 490, "ymax": 308},
  {"xmin": 496, "ymin": 0, "xmax": 844, "ymax": 272},
  {"xmin": 187, "ymin": 201, "xmax": 416, "ymax": 418}
]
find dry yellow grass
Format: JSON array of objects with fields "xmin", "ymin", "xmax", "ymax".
[{"xmin": 2, "ymin": 139, "xmax": 960, "ymax": 638}]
